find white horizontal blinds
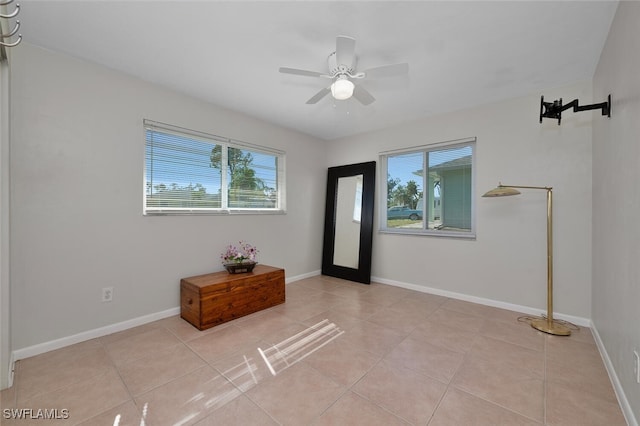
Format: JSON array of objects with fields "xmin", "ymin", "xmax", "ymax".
[
  {"xmin": 227, "ymin": 147, "xmax": 279, "ymax": 209},
  {"xmin": 145, "ymin": 128, "xmax": 222, "ymax": 210},
  {"xmin": 428, "ymin": 145, "xmax": 473, "ymax": 168},
  {"xmin": 353, "ymin": 176, "xmax": 363, "ymax": 222},
  {"xmin": 143, "ymin": 119, "xmax": 286, "ymax": 214}
]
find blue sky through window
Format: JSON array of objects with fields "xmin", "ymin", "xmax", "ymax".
[{"xmin": 387, "ymin": 145, "xmax": 472, "ymax": 199}]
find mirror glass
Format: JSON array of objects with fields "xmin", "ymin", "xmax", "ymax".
[
  {"xmin": 322, "ymin": 161, "xmax": 375, "ymax": 284},
  {"xmin": 333, "ymin": 175, "xmax": 363, "ymax": 268}
]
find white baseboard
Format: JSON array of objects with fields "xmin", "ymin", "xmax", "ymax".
[
  {"xmin": 591, "ymin": 323, "xmax": 638, "ymax": 426},
  {"xmin": 15, "ymin": 269, "xmax": 629, "ymax": 422},
  {"xmin": 11, "ymin": 272, "xmax": 592, "ymax": 362},
  {"xmin": 285, "ymin": 269, "xmax": 320, "ymax": 284},
  {"xmin": 7, "ymin": 351, "xmax": 14, "ymax": 388},
  {"xmin": 11, "ymin": 270, "xmax": 322, "ymax": 363},
  {"xmin": 12, "ymin": 307, "xmax": 180, "ymax": 362},
  {"xmin": 373, "ymin": 275, "xmax": 635, "ymax": 425},
  {"xmin": 370, "ymin": 275, "xmax": 591, "ymax": 327},
  {"xmin": 8, "ymin": 270, "xmax": 636, "ymax": 426}
]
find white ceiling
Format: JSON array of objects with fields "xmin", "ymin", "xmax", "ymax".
[{"xmin": 18, "ymin": 1, "xmax": 618, "ymax": 141}]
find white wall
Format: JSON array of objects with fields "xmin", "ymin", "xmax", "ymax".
[
  {"xmin": 9, "ymin": 43, "xmax": 327, "ymax": 351},
  {"xmin": 592, "ymin": 1, "xmax": 640, "ymax": 422},
  {"xmin": 1, "ymin": 56, "xmax": 11, "ymax": 389},
  {"xmin": 327, "ymin": 81, "xmax": 593, "ymax": 319}
]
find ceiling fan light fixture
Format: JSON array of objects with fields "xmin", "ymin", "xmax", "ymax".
[
  {"xmin": 279, "ymin": 35, "xmax": 408, "ymax": 105},
  {"xmin": 331, "ymin": 76, "xmax": 354, "ymax": 100}
]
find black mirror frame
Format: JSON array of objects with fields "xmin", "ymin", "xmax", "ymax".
[{"xmin": 322, "ymin": 161, "xmax": 376, "ymax": 284}]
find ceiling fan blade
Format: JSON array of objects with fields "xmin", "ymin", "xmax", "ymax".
[
  {"xmin": 352, "ymin": 85, "xmax": 375, "ymax": 106},
  {"xmin": 279, "ymin": 67, "xmax": 329, "ymax": 78},
  {"xmin": 335, "ymin": 35, "xmax": 356, "ymax": 68},
  {"xmin": 363, "ymin": 63, "xmax": 409, "ymax": 78},
  {"xmin": 306, "ymin": 87, "xmax": 331, "ymax": 104}
]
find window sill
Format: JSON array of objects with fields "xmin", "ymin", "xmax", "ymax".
[
  {"xmin": 144, "ymin": 209, "xmax": 286, "ymax": 216},
  {"xmin": 379, "ymin": 228, "xmax": 476, "ymax": 240}
]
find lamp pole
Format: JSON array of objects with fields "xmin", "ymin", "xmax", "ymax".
[{"xmin": 483, "ymin": 184, "xmax": 571, "ymax": 336}]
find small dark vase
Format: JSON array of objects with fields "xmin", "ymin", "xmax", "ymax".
[{"xmin": 224, "ymin": 261, "xmax": 257, "ymax": 274}]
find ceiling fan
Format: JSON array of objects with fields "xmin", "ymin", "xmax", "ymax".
[{"xmin": 279, "ymin": 35, "xmax": 409, "ymax": 106}]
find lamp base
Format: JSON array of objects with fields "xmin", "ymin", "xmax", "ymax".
[{"xmin": 530, "ymin": 318, "xmax": 571, "ymax": 336}]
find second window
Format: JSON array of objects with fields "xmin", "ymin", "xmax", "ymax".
[{"xmin": 381, "ymin": 137, "xmax": 475, "ymax": 237}]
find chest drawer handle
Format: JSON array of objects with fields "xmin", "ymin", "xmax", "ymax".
[{"xmin": 187, "ymin": 298, "xmax": 193, "ymax": 305}]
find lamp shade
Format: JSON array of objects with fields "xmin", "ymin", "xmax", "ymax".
[
  {"xmin": 482, "ymin": 185, "xmax": 521, "ymax": 197},
  {"xmin": 331, "ymin": 77, "xmax": 354, "ymax": 100}
]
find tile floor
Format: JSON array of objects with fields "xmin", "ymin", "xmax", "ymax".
[{"xmin": 0, "ymin": 275, "xmax": 627, "ymax": 425}]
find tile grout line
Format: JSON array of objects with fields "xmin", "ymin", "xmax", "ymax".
[
  {"xmin": 429, "ymin": 313, "xmax": 548, "ymax": 424},
  {"xmin": 7, "ymin": 278, "xmax": 623, "ymax": 425},
  {"xmin": 82, "ymin": 334, "xmax": 144, "ymax": 425}
]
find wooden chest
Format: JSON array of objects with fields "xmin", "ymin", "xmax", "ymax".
[{"xmin": 180, "ymin": 264, "xmax": 285, "ymax": 330}]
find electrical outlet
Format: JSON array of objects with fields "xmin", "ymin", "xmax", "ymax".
[
  {"xmin": 102, "ymin": 287, "xmax": 113, "ymax": 303},
  {"xmin": 634, "ymin": 349, "xmax": 640, "ymax": 384}
]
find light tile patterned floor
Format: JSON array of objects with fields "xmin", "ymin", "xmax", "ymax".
[{"xmin": 0, "ymin": 275, "xmax": 627, "ymax": 425}]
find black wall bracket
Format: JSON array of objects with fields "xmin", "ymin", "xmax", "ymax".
[{"xmin": 539, "ymin": 94, "xmax": 611, "ymax": 125}]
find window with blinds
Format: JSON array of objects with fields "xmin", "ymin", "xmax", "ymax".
[
  {"xmin": 144, "ymin": 120, "xmax": 285, "ymax": 215},
  {"xmin": 380, "ymin": 137, "xmax": 476, "ymax": 238}
]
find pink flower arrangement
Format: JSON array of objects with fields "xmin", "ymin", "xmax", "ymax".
[{"xmin": 220, "ymin": 241, "xmax": 258, "ymax": 264}]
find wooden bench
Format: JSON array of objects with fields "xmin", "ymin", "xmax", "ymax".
[{"xmin": 180, "ymin": 264, "xmax": 285, "ymax": 330}]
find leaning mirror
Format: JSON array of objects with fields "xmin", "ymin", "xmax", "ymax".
[{"xmin": 322, "ymin": 161, "xmax": 375, "ymax": 284}]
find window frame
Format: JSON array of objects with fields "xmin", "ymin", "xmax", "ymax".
[
  {"xmin": 143, "ymin": 119, "xmax": 286, "ymax": 216},
  {"xmin": 379, "ymin": 137, "xmax": 476, "ymax": 239}
]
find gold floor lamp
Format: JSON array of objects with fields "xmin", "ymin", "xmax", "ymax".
[{"xmin": 482, "ymin": 183, "xmax": 571, "ymax": 336}]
